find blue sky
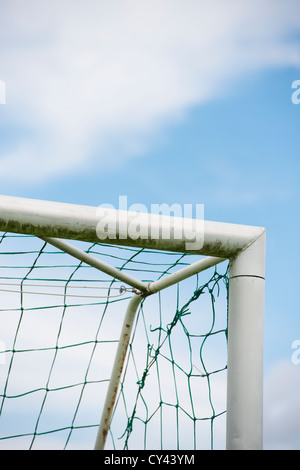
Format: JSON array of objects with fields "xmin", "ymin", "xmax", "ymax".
[{"xmin": 0, "ymin": 0, "xmax": 300, "ymax": 449}]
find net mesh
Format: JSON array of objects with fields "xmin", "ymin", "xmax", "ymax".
[{"xmin": 0, "ymin": 231, "xmax": 229, "ymax": 450}]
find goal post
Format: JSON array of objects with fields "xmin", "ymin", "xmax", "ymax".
[
  {"xmin": 0, "ymin": 195, "xmax": 266, "ymax": 450},
  {"xmin": 227, "ymin": 231, "xmax": 265, "ymax": 449}
]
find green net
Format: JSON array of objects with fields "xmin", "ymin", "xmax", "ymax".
[{"xmin": 0, "ymin": 231, "xmax": 229, "ymax": 450}]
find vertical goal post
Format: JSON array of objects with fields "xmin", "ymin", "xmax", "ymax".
[{"xmin": 0, "ymin": 195, "xmax": 266, "ymax": 450}]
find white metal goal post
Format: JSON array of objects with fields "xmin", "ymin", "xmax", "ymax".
[{"xmin": 0, "ymin": 195, "xmax": 266, "ymax": 450}]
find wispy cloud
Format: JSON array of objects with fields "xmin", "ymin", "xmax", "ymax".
[
  {"xmin": 264, "ymin": 359, "xmax": 300, "ymax": 450},
  {"xmin": 0, "ymin": 0, "xmax": 300, "ymax": 185}
]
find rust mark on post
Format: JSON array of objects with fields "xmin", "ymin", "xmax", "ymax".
[{"xmin": 94, "ymin": 294, "xmax": 143, "ymax": 450}]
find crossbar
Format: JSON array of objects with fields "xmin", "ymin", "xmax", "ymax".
[{"xmin": 0, "ymin": 195, "xmax": 264, "ymax": 257}]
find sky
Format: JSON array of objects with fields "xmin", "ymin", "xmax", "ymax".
[{"xmin": 0, "ymin": 0, "xmax": 300, "ymax": 450}]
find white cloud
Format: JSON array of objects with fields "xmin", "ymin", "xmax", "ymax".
[
  {"xmin": 0, "ymin": 0, "xmax": 300, "ymax": 184},
  {"xmin": 264, "ymin": 359, "xmax": 300, "ymax": 450}
]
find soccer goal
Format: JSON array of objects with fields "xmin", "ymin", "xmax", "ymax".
[{"xmin": 0, "ymin": 195, "xmax": 265, "ymax": 450}]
